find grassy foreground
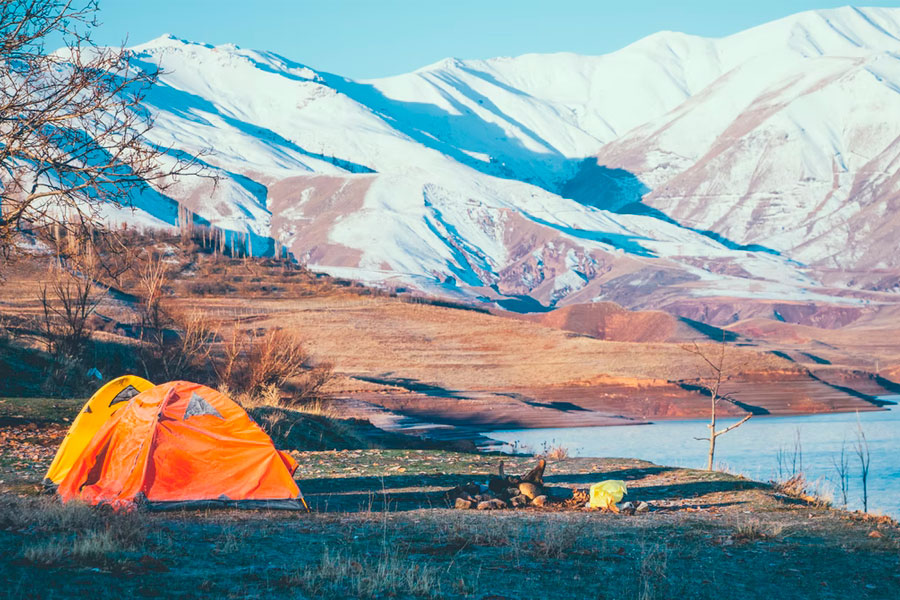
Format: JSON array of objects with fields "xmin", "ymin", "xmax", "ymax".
[{"xmin": 1, "ymin": 399, "xmax": 899, "ymax": 599}]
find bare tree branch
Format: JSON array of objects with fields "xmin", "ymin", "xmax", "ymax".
[
  {"xmin": 0, "ymin": 0, "xmax": 206, "ymax": 266},
  {"xmin": 714, "ymin": 413, "xmax": 753, "ymax": 437}
]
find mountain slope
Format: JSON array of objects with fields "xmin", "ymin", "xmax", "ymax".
[{"xmin": 105, "ymin": 6, "xmax": 900, "ymax": 317}]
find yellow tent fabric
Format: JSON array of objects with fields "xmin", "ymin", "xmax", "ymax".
[{"xmin": 44, "ymin": 375, "xmax": 154, "ymax": 486}]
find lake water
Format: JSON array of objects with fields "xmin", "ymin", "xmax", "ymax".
[{"xmin": 488, "ymin": 398, "xmax": 900, "ymax": 518}]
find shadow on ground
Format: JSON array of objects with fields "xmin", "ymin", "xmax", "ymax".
[{"xmin": 302, "ymin": 466, "xmax": 767, "ymax": 513}]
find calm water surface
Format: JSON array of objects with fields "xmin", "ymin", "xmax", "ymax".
[{"xmin": 489, "ymin": 398, "xmax": 900, "ymax": 518}]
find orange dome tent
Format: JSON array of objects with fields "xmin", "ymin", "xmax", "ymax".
[{"xmin": 58, "ymin": 381, "xmax": 305, "ymax": 511}]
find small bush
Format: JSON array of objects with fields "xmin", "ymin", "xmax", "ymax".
[
  {"xmin": 217, "ymin": 329, "xmax": 332, "ymax": 402},
  {"xmin": 38, "ymin": 259, "xmax": 104, "ymax": 362}
]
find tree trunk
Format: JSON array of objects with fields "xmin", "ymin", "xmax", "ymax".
[{"xmin": 707, "ymin": 390, "xmax": 717, "ymax": 471}]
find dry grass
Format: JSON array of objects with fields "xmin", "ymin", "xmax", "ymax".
[
  {"xmin": 525, "ymin": 518, "xmax": 586, "ymax": 559},
  {"xmin": 0, "ymin": 496, "xmax": 146, "ymax": 567},
  {"xmin": 772, "ymin": 473, "xmax": 829, "ymax": 507},
  {"xmin": 24, "ymin": 529, "xmax": 132, "ymax": 566},
  {"xmin": 252, "ymin": 297, "xmax": 797, "ymax": 385},
  {"xmin": 540, "ymin": 442, "xmax": 571, "ymax": 461},
  {"xmin": 213, "ymin": 525, "xmax": 250, "ymax": 554},
  {"xmin": 290, "ymin": 545, "xmax": 441, "ymax": 599},
  {"xmin": 635, "ymin": 540, "xmax": 670, "ymax": 600},
  {"xmin": 731, "ymin": 518, "xmax": 783, "ymax": 542}
]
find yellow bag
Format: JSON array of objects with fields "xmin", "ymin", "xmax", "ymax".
[{"xmin": 589, "ymin": 480, "xmax": 627, "ymax": 510}]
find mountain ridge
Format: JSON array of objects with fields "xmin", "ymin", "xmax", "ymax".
[{"xmin": 88, "ymin": 6, "xmax": 900, "ymax": 319}]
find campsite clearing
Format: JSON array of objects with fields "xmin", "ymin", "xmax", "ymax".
[{"xmin": 1, "ymin": 398, "xmax": 899, "ymax": 599}]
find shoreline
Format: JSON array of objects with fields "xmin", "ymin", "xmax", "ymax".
[
  {"xmin": 339, "ymin": 389, "xmax": 893, "ymax": 437},
  {"xmin": 334, "ymin": 394, "xmax": 898, "ymax": 456}
]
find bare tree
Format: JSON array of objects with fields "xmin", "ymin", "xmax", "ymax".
[
  {"xmin": 0, "ymin": 1, "xmax": 201, "ymax": 264},
  {"xmin": 682, "ymin": 340, "xmax": 753, "ymax": 471},
  {"xmin": 854, "ymin": 417, "xmax": 871, "ymax": 512},
  {"xmin": 775, "ymin": 428, "xmax": 803, "ymax": 481},
  {"xmin": 831, "ymin": 438, "xmax": 850, "ymax": 508}
]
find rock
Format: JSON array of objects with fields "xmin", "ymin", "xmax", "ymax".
[
  {"xmin": 518, "ymin": 482, "xmax": 540, "ymax": 499},
  {"xmin": 447, "ymin": 483, "xmax": 481, "ymax": 501},
  {"xmin": 477, "ymin": 498, "xmax": 507, "ymax": 510},
  {"xmin": 455, "ymin": 498, "xmax": 474, "ymax": 510},
  {"xmin": 531, "ymin": 495, "xmax": 548, "ymax": 507},
  {"xmin": 636, "ymin": 501, "xmax": 650, "ymax": 513},
  {"xmin": 868, "ymin": 530, "xmax": 884, "ymax": 538},
  {"xmin": 510, "ymin": 494, "xmax": 528, "ymax": 508},
  {"xmin": 505, "ymin": 487, "xmax": 521, "ymax": 498},
  {"xmin": 618, "ymin": 501, "xmax": 635, "ymax": 515}
]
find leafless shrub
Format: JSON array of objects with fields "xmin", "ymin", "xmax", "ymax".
[
  {"xmin": 157, "ymin": 308, "xmax": 216, "ymax": 380},
  {"xmin": 38, "ymin": 258, "xmax": 104, "ymax": 361},
  {"xmin": 291, "ymin": 360, "xmax": 335, "ymax": 405},
  {"xmin": 135, "ymin": 254, "xmax": 215, "ymax": 380},
  {"xmin": 216, "ymin": 328, "xmax": 332, "ymax": 403},
  {"xmin": 138, "ymin": 254, "xmax": 169, "ymax": 336}
]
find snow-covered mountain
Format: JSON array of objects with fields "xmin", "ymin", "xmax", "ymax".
[{"xmin": 115, "ymin": 6, "xmax": 900, "ymax": 314}]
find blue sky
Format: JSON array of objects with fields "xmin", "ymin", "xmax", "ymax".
[{"xmin": 94, "ymin": 1, "xmax": 900, "ymax": 78}]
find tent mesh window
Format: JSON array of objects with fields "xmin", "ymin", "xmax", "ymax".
[
  {"xmin": 183, "ymin": 392, "xmax": 224, "ymax": 420},
  {"xmin": 108, "ymin": 385, "xmax": 142, "ymax": 407}
]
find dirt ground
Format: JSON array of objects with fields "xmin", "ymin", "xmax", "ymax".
[{"xmin": 1, "ymin": 398, "xmax": 898, "ymax": 599}]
